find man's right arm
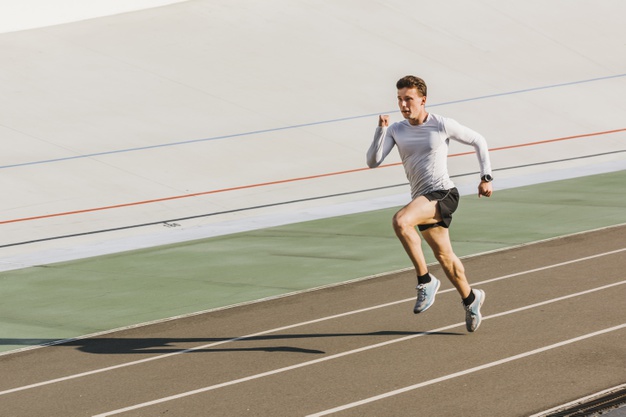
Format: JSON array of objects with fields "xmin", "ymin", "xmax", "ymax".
[{"xmin": 366, "ymin": 115, "xmax": 394, "ymax": 168}]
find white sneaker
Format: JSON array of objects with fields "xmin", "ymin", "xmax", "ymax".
[
  {"xmin": 413, "ymin": 276, "xmax": 440, "ymax": 314},
  {"xmin": 464, "ymin": 289, "xmax": 486, "ymax": 332}
]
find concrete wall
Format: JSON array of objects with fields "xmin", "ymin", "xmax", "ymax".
[
  {"xmin": 1, "ymin": 0, "xmax": 625, "ymax": 269},
  {"xmin": 0, "ymin": 0, "xmax": 187, "ymax": 33}
]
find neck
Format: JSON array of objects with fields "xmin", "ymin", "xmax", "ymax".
[{"xmin": 408, "ymin": 112, "xmax": 428, "ymax": 126}]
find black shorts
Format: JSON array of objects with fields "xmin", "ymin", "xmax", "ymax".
[{"xmin": 417, "ymin": 188, "xmax": 460, "ymax": 231}]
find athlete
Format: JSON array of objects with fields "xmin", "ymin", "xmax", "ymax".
[{"xmin": 366, "ymin": 75, "xmax": 493, "ymax": 332}]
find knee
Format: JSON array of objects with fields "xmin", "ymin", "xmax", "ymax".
[
  {"xmin": 392, "ymin": 212, "xmax": 414, "ymax": 235},
  {"xmin": 434, "ymin": 251, "xmax": 452, "ymax": 265},
  {"xmin": 435, "ymin": 251, "xmax": 463, "ymax": 272}
]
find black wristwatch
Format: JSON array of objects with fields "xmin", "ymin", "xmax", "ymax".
[{"xmin": 481, "ymin": 174, "xmax": 493, "ymax": 183}]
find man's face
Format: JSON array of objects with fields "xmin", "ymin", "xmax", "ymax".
[{"xmin": 397, "ymin": 87, "xmax": 426, "ymax": 120}]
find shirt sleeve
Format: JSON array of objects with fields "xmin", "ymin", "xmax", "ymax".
[
  {"xmin": 443, "ymin": 118, "xmax": 492, "ymax": 177},
  {"xmin": 367, "ymin": 126, "xmax": 396, "ymax": 168}
]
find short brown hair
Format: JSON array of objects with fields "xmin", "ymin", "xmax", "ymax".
[{"xmin": 396, "ymin": 75, "xmax": 427, "ymax": 97}]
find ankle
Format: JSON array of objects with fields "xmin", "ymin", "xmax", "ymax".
[
  {"xmin": 417, "ymin": 272, "xmax": 431, "ymax": 285},
  {"xmin": 462, "ymin": 290, "xmax": 476, "ymax": 306}
]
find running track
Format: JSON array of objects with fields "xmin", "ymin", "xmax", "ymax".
[{"xmin": 0, "ymin": 225, "xmax": 624, "ymax": 416}]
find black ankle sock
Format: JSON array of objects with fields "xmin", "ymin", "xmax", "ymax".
[
  {"xmin": 463, "ymin": 290, "xmax": 476, "ymax": 306},
  {"xmin": 417, "ymin": 273, "xmax": 431, "ymax": 285}
]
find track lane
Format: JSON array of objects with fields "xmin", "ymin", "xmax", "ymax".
[{"xmin": 0, "ymin": 226, "xmax": 623, "ymax": 416}]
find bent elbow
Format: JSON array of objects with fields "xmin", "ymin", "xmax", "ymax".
[{"xmin": 366, "ymin": 157, "xmax": 380, "ymax": 168}]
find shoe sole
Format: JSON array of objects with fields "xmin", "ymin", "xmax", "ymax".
[
  {"xmin": 467, "ymin": 289, "xmax": 486, "ymax": 332},
  {"xmin": 414, "ymin": 279, "xmax": 440, "ymax": 314}
]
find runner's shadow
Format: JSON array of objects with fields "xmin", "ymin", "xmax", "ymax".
[{"xmin": 0, "ymin": 330, "xmax": 463, "ymax": 355}]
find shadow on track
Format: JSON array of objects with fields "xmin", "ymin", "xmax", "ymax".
[{"xmin": 0, "ymin": 330, "xmax": 463, "ymax": 355}]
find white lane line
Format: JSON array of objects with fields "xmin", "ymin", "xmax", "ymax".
[
  {"xmin": 91, "ymin": 280, "xmax": 626, "ymax": 417},
  {"xmin": 306, "ymin": 323, "xmax": 626, "ymax": 417},
  {"xmin": 0, "ymin": 248, "xmax": 623, "ymax": 397},
  {"xmin": 0, "ymin": 298, "xmax": 412, "ymax": 397}
]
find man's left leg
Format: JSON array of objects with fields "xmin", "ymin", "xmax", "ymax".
[
  {"xmin": 420, "ymin": 226, "xmax": 470, "ymax": 298},
  {"xmin": 421, "ymin": 226, "xmax": 486, "ymax": 332}
]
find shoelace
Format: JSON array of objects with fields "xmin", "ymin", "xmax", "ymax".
[
  {"xmin": 416, "ymin": 284, "xmax": 427, "ymax": 301},
  {"xmin": 464, "ymin": 302, "xmax": 476, "ymax": 315}
]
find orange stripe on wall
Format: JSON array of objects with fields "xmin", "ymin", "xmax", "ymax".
[{"xmin": 1, "ymin": 128, "xmax": 623, "ymax": 225}]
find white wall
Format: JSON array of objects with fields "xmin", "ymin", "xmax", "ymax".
[
  {"xmin": 0, "ymin": 0, "xmax": 187, "ymax": 33},
  {"xmin": 1, "ymin": 0, "xmax": 625, "ymax": 269}
]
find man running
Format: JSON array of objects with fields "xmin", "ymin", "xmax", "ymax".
[{"xmin": 366, "ymin": 75, "xmax": 493, "ymax": 332}]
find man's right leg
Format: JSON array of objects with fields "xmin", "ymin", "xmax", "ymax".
[
  {"xmin": 392, "ymin": 196, "xmax": 441, "ymax": 313},
  {"xmin": 392, "ymin": 196, "xmax": 440, "ymax": 275}
]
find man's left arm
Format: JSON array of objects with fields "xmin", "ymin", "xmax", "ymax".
[{"xmin": 444, "ymin": 118, "xmax": 493, "ymax": 197}]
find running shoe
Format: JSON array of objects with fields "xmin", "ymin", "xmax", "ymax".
[
  {"xmin": 464, "ymin": 289, "xmax": 486, "ymax": 332},
  {"xmin": 413, "ymin": 276, "xmax": 440, "ymax": 314}
]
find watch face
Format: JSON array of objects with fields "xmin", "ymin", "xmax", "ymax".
[{"xmin": 483, "ymin": 175, "xmax": 493, "ymax": 182}]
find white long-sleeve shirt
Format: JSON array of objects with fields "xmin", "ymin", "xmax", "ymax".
[{"xmin": 366, "ymin": 113, "xmax": 492, "ymax": 199}]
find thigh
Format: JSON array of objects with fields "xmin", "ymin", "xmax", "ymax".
[
  {"xmin": 421, "ymin": 225, "xmax": 454, "ymax": 257},
  {"xmin": 395, "ymin": 196, "xmax": 442, "ymax": 227}
]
